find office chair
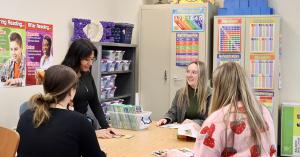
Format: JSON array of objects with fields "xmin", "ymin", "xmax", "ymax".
[{"xmin": 0, "ymin": 126, "xmax": 20, "ymax": 157}]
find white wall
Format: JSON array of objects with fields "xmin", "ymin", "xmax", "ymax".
[
  {"xmin": 268, "ymin": 0, "xmax": 300, "ymax": 103},
  {"xmin": 0, "ymin": 0, "xmax": 135, "ymax": 128},
  {"xmin": 1, "ymin": 0, "xmax": 300, "ymax": 128}
]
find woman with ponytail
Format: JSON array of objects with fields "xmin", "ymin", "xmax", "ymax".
[
  {"xmin": 167, "ymin": 62, "xmax": 276, "ymax": 157},
  {"xmin": 17, "ymin": 65, "xmax": 106, "ymax": 157}
]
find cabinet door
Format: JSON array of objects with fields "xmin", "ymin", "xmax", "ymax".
[{"xmin": 139, "ymin": 8, "xmax": 171, "ymax": 120}]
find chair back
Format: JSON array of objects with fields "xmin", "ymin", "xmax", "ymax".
[{"xmin": 0, "ymin": 126, "xmax": 20, "ymax": 157}]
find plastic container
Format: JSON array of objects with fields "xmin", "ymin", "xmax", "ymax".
[
  {"xmin": 100, "ymin": 77, "xmax": 107, "ymax": 89},
  {"xmin": 115, "ymin": 50, "xmax": 125, "ymax": 60},
  {"xmin": 106, "ymin": 86, "xmax": 117, "ymax": 99},
  {"xmin": 107, "ymin": 60, "xmax": 116, "ymax": 72},
  {"xmin": 108, "ymin": 111, "xmax": 152, "ymax": 130},
  {"xmin": 100, "ymin": 88, "xmax": 108, "ymax": 99},
  {"xmin": 123, "ymin": 60, "xmax": 131, "ymax": 71},
  {"xmin": 106, "ymin": 75, "xmax": 117, "ymax": 87},
  {"xmin": 100, "ymin": 60, "xmax": 108, "ymax": 72},
  {"xmin": 115, "ymin": 60, "xmax": 124, "ymax": 71},
  {"xmin": 102, "ymin": 50, "xmax": 116, "ymax": 60}
]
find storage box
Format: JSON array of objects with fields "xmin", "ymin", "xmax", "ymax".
[
  {"xmin": 115, "ymin": 60, "xmax": 124, "ymax": 71},
  {"xmin": 112, "ymin": 23, "xmax": 134, "ymax": 44},
  {"xmin": 102, "ymin": 50, "xmax": 116, "ymax": 60},
  {"xmin": 123, "ymin": 60, "xmax": 131, "ymax": 71},
  {"xmin": 107, "ymin": 60, "xmax": 116, "ymax": 72},
  {"xmin": 100, "ymin": 60, "xmax": 108, "ymax": 72},
  {"xmin": 281, "ymin": 103, "xmax": 300, "ymax": 156},
  {"xmin": 106, "ymin": 87, "xmax": 117, "ymax": 98},
  {"xmin": 100, "ymin": 88, "xmax": 108, "ymax": 99},
  {"xmin": 101, "ymin": 74, "xmax": 117, "ymax": 88},
  {"xmin": 115, "ymin": 50, "xmax": 125, "ymax": 60},
  {"xmin": 109, "ymin": 111, "xmax": 152, "ymax": 130}
]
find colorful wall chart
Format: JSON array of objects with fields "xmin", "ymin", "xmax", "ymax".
[
  {"xmin": 176, "ymin": 33, "xmax": 199, "ymax": 66},
  {"xmin": 281, "ymin": 103, "xmax": 300, "ymax": 156},
  {"xmin": 218, "ymin": 18, "xmax": 242, "ymax": 52},
  {"xmin": 217, "ymin": 54, "xmax": 241, "ymax": 66},
  {"xmin": 0, "ymin": 17, "xmax": 53, "ymax": 87},
  {"xmin": 249, "ymin": 18, "xmax": 276, "ymax": 53},
  {"xmin": 250, "ymin": 23, "xmax": 274, "ymax": 52},
  {"xmin": 172, "ymin": 8, "xmax": 205, "ymax": 32},
  {"xmin": 26, "ymin": 22, "xmax": 53, "ymax": 85},
  {"xmin": 255, "ymin": 90, "xmax": 274, "ymax": 113},
  {"xmin": 249, "ymin": 53, "xmax": 275, "ymax": 89}
]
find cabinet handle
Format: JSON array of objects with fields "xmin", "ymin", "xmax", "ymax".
[
  {"xmin": 164, "ymin": 70, "xmax": 167, "ymax": 81},
  {"xmin": 173, "ymin": 76, "xmax": 184, "ymax": 81}
]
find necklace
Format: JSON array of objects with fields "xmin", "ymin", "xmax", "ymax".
[{"xmin": 55, "ymin": 103, "xmax": 68, "ymax": 110}]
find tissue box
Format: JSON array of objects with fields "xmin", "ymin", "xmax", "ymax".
[{"xmin": 109, "ymin": 111, "xmax": 152, "ymax": 130}]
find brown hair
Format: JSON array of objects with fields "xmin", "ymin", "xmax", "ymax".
[
  {"xmin": 30, "ymin": 65, "xmax": 78, "ymax": 128},
  {"xmin": 10, "ymin": 32, "xmax": 23, "ymax": 48},
  {"xmin": 177, "ymin": 61, "xmax": 210, "ymax": 114},
  {"xmin": 209, "ymin": 62, "xmax": 267, "ymax": 153}
]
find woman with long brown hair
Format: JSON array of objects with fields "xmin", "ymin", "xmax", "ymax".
[
  {"xmin": 193, "ymin": 62, "xmax": 276, "ymax": 156},
  {"xmin": 17, "ymin": 65, "xmax": 106, "ymax": 157},
  {"xmin": 157, "ymin": 61, "xmax": 211, "ymax": 127}
]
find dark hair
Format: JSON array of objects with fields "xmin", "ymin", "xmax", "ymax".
[
  {"xmin": 43, "ymin": 35, "xmax": 52, "ymax": 56},
  {"xmin": 30, "ymin": 65, "xmax": 78, "ymax": 128},
  {"xmin": 61, "ymin": 39, "xmax": 97, "ymax": 73},
  {"xmin": 10, "ymin": 32, "xmax": 23, "ymax": 48}
]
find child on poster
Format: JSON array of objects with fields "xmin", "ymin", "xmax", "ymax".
[{"xmin": 1, "ymin": 32, "xmax": 25, "ymax": 87}]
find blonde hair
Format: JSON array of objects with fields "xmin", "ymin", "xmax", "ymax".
[
  {"xmin": 209, "ymin": 62, "xmax": 267, "ymax": 153},
  {"xmin": 177, "ymin": 61, "xmax": 210, "ymax": 114},
  {"xmin": 31, "ymin": 65, "xmax": 78, "ymax": 128}
]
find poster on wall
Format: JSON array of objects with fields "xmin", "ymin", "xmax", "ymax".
[
  {"xmin": 0, "ymin": 17, "xmax": 53, "ymax": 88},
  {"xmin": 218, "ymin": 18, "xmax": 242, "ymax": 53},
  {"xmin": 254, "ymin": 90, "xmax": 274, "ymax": 113},
  {"xmin": 249, "ymin": 53, "xmax": 275, "ymax": 90},
  {"xmin": 172, "ymin": 8, "xmax": 205, "ymax": 32},
  {"xmin": 217, "ymin": 54, "xmax": 241, "ymax": 66},
  {"xmin": 0, "ymin": 18, "xmax": 26, "ymax": 87},
  {"xmin": 250, "ymin": 18, "xmax": 276, "ymax": 53},
  {"xmin": 281, "ymin": 103, "xmax": 300, "ymax": 156},
  {"xmin": 176, "ymin": 33, "xmax": 199, "ymax": 66},
  {"xmin": 26, "ymin": 22, "xmax": 53, "ymax": 85}
]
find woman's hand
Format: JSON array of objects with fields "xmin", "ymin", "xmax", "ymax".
[
  {"xmin": 95, "ymin": 129, "xmax": 113, "ymax": 139},
  {"xmin": 106, "ymin": 127, "xmax": 121, "ymax": 136},
  {"xmin": 4, "ymin": 79, "xmax": 17, "ymax": 86},
  {"xmin": 156, "ymin": 118, "xmax": 168, "ymax": 126}
]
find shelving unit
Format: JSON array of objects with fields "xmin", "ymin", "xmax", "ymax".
[{"xmin": 92, "ymin": 42, "xmax": 137, "ymax": 105}]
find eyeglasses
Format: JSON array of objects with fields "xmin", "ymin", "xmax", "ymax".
[{"xmin": 82, "ymin": 57, "xmax": 95, "ymax": 63}]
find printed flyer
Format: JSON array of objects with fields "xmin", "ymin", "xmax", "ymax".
[{"xmin": 172, "ymin": 8, "xmax": 205, "ymax": 32}]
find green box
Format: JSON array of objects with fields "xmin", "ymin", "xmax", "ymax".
[{"xmin": 281, "ymin": 103, "xmax": 300, "ymax": 156}]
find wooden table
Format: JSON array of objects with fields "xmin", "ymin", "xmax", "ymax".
[{"xmin": 98, "ymin": 123, "xmax": 194, "ymax": 157}]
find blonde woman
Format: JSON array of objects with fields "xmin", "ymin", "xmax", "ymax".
[
  {"xmin": 167, "ymin": 62, "xmax": 276, "ymax": 157},
  {"xmin": 157, "ymin": 61, "xmax": 211, "ymax": 127},
  {"xmin": 17, "ymin": 65, "xmax": 106, "ymax": 157}
]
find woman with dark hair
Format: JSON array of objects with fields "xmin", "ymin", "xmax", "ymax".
[
  {"xmin": 1, "ymin": 32, "xmax": 26, "ymax": 86},
  {"xmin": 62, "ymin": 39, "xmax": 119, "ymax": 139},
  {"xmin": 39, "ymin": 35, "xmax": 53, "ymax": 70},
  {"xmin": 17, "ymin": 65, "xmax": 106, "ymax": 157}
]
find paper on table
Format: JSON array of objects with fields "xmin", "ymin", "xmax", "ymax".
[
  {"xmin": 160, "ymin": 123, "xmax": 180, "ymax": 129},
  {"xmin": 177, "ymin": 123, "xmax": 199, "ymax": 138}
]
